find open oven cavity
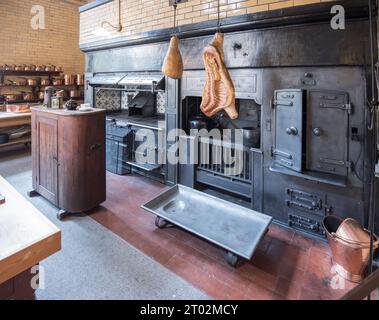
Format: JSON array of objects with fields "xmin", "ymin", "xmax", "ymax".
[{"xmin": 180, "ymin": 95, "xmax": 261, "ymax": 200}]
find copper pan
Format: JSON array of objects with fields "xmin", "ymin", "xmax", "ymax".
[
  {"xmin": 35, "ymin": 65, "xmax": 45, "ymax": 71},
  {"xmin": 76, "ymin": 74, "xmax": 84, "ymax": 85},
  {"xmin": 2, "ymin": 93, "xmax": 22, "ymax": 102},
  {"xmin": 24, "ymin": 64, "xmax": 36, "ymax": 71},
  {"xmin": 41, "ymin": 79, "xmax": 51, "ymax": 86},
  {"xmin": 55, "ymin": 90, "xmax": 67, "ymax": 98},
  {"xmin": 69, "ymin": 89, "xmax": 81, "ymax": 98},
  {"xmin": 52, "ymin": 78, "xmax": 63, "ymax": 86},
  {"xmin": 19, "ymin": 77, "xmax": 38, "ymax": 86},
  {"xmin": 38, "ymin": 91, "xmax": 45, "ymax": 100},
  {"xmin": 323, "ymin": 215, "xmax": 379, "ymax": 283},
  {"xmin": 21, "ymin": 91, "xmax": 35, "ymax": 100},
  {"xmin": 64, "ymin": 74, "xmax": 75, "ymax": 85}
]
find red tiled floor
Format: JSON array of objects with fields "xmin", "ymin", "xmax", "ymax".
[{"xmin": 87, "ymin": 172, "xmax": 374, "ymax": 300}]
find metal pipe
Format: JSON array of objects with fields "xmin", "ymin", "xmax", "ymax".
[{"xmin": 367, "ymin": 0, "xmax": 378, "ymax": 300}]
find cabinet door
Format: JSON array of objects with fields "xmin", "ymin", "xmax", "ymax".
[
  {"xmin": 306, "ymin": 90, "xmax": 350, "ymax": 176},
  {"xmin": 273, "ymin": 89, "xmax": 305, "ymax": 172},
  {"xmin": 33, "ymin": 114, "xmax": 58, "ymax": 205}
]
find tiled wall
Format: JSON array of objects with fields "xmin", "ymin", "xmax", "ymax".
[
  {"xmin": 95, "ymin": 89, "xmax": 166, "ymax": 114},
  {"xmin": 0, "ymin": 0, "xmax": 88, "ymax": 74},
  {"xmin": 80, "ymin": 0, "xmax": 336, "ymax": 44}
]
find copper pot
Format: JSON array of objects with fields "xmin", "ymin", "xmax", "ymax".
[
  {"xmin": 323, "ymin": 215, "xmax": 379, "ymax": 283},
  {"xmin": 55, "ymin": 90, "xmax": 67, "ymax": 98},
  {"xmin": 6, "ymin": 79, "xmax": 27, "ymax": 86},
  {"xmin": 20, "ymin": 78, "xmax": 38, "ymax": 86},
  {"xmin": 52, "ymin": 78, "xmax": 63, "ymax": 86},
  {"xmin": 64, "ymin": 74, "xmax": 75, "ymax": 85},
  {"xmin": 35, "ymin": 65, "xmax": 45, "ymax": 71},
  {"xmin": 41, "ymin": 79, "xmax": 51, "ymax": 86},
  {"xmin": 45, "ymin": 65, "xmax": 54, "ymax": 72},
  {"xmin": 3, "ymin": 93, "xmax": 22, "ymax": 102},
  {"xmin": 15, "ymin": 65, "xmax": 24, "ymax": 71},
  {"xmin": 69, "ymin": 89, "xmax": 81, "ymax": 98},
  {"xmin": 24, "ymin": 64, "xmax": 36, "ymax": 71},
  {"xmin": 38, "ymin": 91, "xmax": 45, "ymax": 100},
  {"xmin": 21, "ymin": 92, "xmax": 35, "ymax": 101},
  {"xmin": 76, "ymin": 74, "xmax": 84, "ymax": 85},
  {"xmin": 4, "ymin": 64, "xmax": 16, "ymax": 71},
  {"xmin": 54, "ymin": 66, "xmax": 62, "ymax": 72}
]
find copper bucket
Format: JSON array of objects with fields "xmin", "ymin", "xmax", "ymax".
[{"xmin": 323, "ymin": 215, "xmax": 379, "ymax": 283}]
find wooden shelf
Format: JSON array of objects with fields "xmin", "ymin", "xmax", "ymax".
[
  {"xmin": 5, "ymin": 99, "xmax": 42, "ymax": 104},
  {"xmin": 4, "ymin": 97, "xmax": 85, "ymax": 104},
  {"xmin": 0, "ymin": 84, "xmax": 84, "ymax": 88},
  {"xmin": 0, "ymin": 135, "xmax": 31, "ymax": 149},
  {"xmin": 0, "ymin": 70, "xmax": 62, "ymax": 77}
]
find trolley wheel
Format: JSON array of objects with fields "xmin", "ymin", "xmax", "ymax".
[
  {"xmin": 57, "ymin": 210, "xmax": 68, "ymax": 221},
  {"xmin": 226, "ymin": 252, "xmax": 239, "ymax": 267},
  {"xmin": 27, "ymin": 190, "xmax": 38, "ymax": 198},
  {"xmin": 155, "ymin": 216, "xmax": 172, "ymax": 229}
]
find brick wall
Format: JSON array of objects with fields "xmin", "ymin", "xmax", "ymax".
[
  {"xmin": 0, "ymin": 0, "xmax": 87, "ymax": 74},
  {"xmin": 80, "ymin": 0, "xmax": 336, "ymax": 45}
]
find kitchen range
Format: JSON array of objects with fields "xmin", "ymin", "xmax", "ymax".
[
  {"xmin": 1, "ymin": 0, "xmax": 379, "ymax": 302},
  {"xmin": 84, "ymin": 0, "xmax": 378, "ymax": 243},
  {"xmin": 89, "ymin": 72, "xmax": 167, "ymax": 182}
]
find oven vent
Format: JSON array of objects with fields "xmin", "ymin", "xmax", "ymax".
[
  {"xmin": 89, "ymin": 73, "xmax": 126, "ymax": 86},
  {"xmin": 118, "ymin": 73, "xmax": 165, "ymax": 92}
]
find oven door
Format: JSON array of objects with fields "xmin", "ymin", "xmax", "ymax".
[
  {"xmin": 306, "ymin": 90, "xmax": 350, "ymax": 176},
  {"xmin": 273, "ymin": 89, "xmax": 305, "ymax": 172}
]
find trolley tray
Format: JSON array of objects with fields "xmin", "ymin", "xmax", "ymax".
[{"xmin": 141, "ymin": 184, "xmax": 272, "ymax": 261}]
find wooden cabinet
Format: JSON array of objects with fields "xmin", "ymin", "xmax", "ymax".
[{"xmin": 31, "ymin": 107, "xmax": 106, "ymax": 219}]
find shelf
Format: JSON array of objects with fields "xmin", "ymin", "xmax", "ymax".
[
  {"xmin": 4, "ymin": 97, "xmax": 84, "ymax": 104},
  {"xmin": 0, "ymin": 136, "xmax": 31, "ymax": 149},
  {"xmin": 0, "ymin": 70, "xmax": 62, "ymax": 77},
  {"xmin": 4, "ymin": 99, "xmax": 42, "ymax": 104},
  {"xmin": 0, "ymin": 84, "xmax": 84, "ymax": 88}
]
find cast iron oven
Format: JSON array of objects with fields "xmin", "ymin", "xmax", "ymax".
[
  {"xmin": 89, "ymin": 72, "xmax": 167, "ymax": 182},
  {"xmin": 83, "ymin": 0, "xmax": 378, "ymax": 239},
  {"xmin": 179, "ymin": 69, "xmax": 262, "ymax": 203}
]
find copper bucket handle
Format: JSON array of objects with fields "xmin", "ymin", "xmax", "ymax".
[{"xmin": 332, "ymin": 231, "xmax": 379, "ymax": 248}]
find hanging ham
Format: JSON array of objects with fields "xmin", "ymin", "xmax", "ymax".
[
  {"xmin": 162, "ymin": 36, "xmax": 183, "ymax": 79},
  {"xmin": 200, "ymin": 33, "xmax": 238, "ymax": 120}
]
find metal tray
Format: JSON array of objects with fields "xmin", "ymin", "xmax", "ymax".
[{"xmin": 142, "ymin": 185, "xmax": 272, "ymax": 265}]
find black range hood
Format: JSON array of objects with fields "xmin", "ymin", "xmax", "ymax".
[{"xmin": 90, "ymin": 73, "xmax": 165, "ymax": 92}]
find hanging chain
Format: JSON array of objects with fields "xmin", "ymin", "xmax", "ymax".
[
  {"xmin": 173, "ymin": 1, "xmax": 178, "ymax": 36},
  {"xmin": 217, "ymin": 0, "xmax": 221, "ymax": 33}
]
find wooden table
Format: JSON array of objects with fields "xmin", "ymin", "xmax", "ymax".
[
  {"xmin": 0, "ymin": 175, "xmax": 61, "ymax": 299},
  {"xmin": 0, "ymin": 112, "xmax": 31, "ymax": 149}
]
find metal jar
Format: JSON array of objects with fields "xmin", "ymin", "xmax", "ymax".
[
  {"xmin": 64, "ymin": 74, "xmax": 75, "ymax": 85},
  {"xmin": 323, "ymin": 215, "xmax": 379, "ymax": 283},
  {"xmin": 76, "ymin": 74, "xmax": 84, "ymax": 85}
]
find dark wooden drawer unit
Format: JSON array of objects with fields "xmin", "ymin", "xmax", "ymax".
[{"xmin": 31, "ymin": 107, "xmax": 106, "ymax": 216}]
